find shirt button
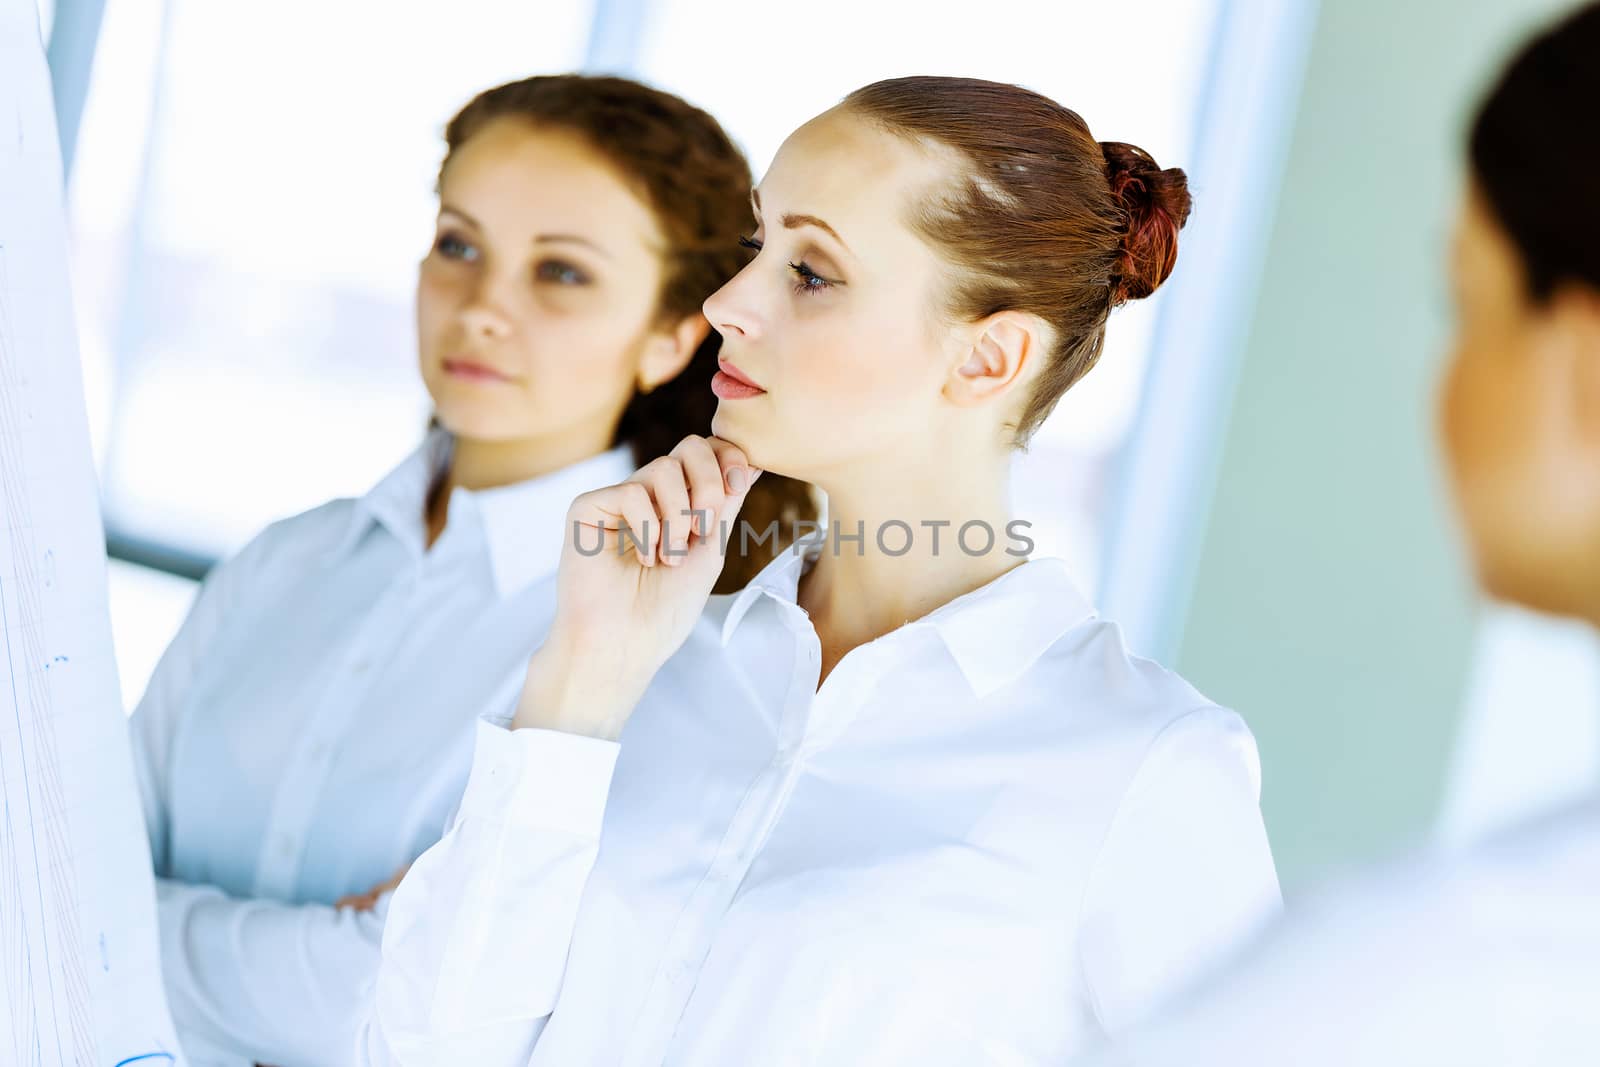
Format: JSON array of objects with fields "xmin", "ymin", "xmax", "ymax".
[
  {"xmin": 276, "ymin": 836, "xmax": 294, "ymax": 858},
  {"xmin": 352, "ymin": 660, "xmax": 371, "ymax": 674}
]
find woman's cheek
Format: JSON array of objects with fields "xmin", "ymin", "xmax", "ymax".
[
  {"xmin": 1456, "ymin": 347, "xmax": 1549, "ymax": 578},
  {"xmin": 1437, "ymin": 342, "xmax": 1473, "ymax": 489},
  {"xmin": 414, "ymin": 276, "xmax": 455, "ymax": 351}
]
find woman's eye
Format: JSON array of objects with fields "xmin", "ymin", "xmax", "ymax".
[
  {"xmin": 436, "ymin": 233, "xmax": 477, "ymax": 262},
  {"xmin": 535, "ymin": 261, "xmax": 588, "ymax": 285},
  {"xmin": 738, "ymin": 234, "xmax": 833, "ymax": 295},
  {"xmin": 789, "ymin": 261, "xmax": 833, "ymax": 296}
]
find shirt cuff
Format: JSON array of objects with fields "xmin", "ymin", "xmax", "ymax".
[{"xmin": 457, "ymin": 718, "xmax": 620, "ymax": 838}]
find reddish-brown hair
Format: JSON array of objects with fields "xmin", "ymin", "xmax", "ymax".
[
  {"xmin": 440, "ymin": 74, "xmax": 817, "ymax": 593},
  {"xmin": 843, "ymin": 76, "xmax": 1193, "ymax": 446}
]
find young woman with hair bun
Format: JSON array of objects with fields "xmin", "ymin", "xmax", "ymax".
[{"xmin": 361, "ymin": 76, "xmax": 1282, "ymax": 1065}]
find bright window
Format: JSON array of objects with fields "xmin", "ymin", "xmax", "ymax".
[{"xmin": 70, "ymin": 0, "xmax": 598, "ymax": 557}]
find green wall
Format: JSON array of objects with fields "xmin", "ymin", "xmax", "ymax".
[{"xmin": 1175, "ymin": 0, "xmax": 1574, "ymax": 889}]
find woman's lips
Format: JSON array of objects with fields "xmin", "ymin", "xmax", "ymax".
[
  {"xmin": 443, "ymin": 358, "xmax": 513, "ymax": 383},
  {"xmin": 712, "ymin": 370, "xmax": 766, "ymax": 399},
  {"xmin": 714, "ymin": 359, "xmax": 766, "ymax": 399}
]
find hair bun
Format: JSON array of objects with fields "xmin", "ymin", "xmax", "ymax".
[{"xmin": 1100, "ymin": 141, "xmax": 1193, "ymax": 305}]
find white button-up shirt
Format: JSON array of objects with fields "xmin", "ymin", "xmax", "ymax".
[
  {"xmin": 129, "ymin": 429, "xmax": 636, "ymax": 1067},
  {"xmin": 361, "ymin": 538, "xmax": 1283, "ymax": 1065},
  {"xmin": 1075, "ymin": 794, "xmax": 1600, "ymax": 1066}
]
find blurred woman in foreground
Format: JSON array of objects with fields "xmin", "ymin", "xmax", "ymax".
[{"xmin": 1080, "ymin": 5, "xmax": 1600, "ymax": 1063}]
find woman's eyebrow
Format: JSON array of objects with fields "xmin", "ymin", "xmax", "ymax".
[
  {"xmin": 440, "ymin": 206, "xmax": 610, "ymax": 259},
  {"xmin": 535, "ymin": 234, "xmax": 611, "ymax": 259},
  {"xmin": 751, "ymin": 188, "xmax": 851, "ymax": 254}
]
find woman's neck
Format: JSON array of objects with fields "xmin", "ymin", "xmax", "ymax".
[
  {"xmin": 795, "ymin": 464, "xmax": 1024, "ymax": 685},
  {"xmin": 425, "ymin": 425, "xmax": 621, "ymax": 549}
]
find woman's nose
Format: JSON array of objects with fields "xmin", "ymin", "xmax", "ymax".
[
  {"xmin": 703, "ymin": 273, "xmax": 759, "ymax": 342},
  {"xmin": 458, "ymin": 277, "xmax": 514, "ymax": 339},
  {"xmin": 460, "ymin": 303, "xmax": 511, "ymax": 339}
]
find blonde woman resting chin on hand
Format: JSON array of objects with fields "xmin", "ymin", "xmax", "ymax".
[{"xmin": 359, "ymin": 76, "xmax": 1283, "ymax": 1067}]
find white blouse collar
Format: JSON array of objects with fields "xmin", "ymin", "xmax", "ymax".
[
  {"xmin": 334, "ymin": 427, "xmax": 637, "ymax": 598},
  {"xmin": 718, "ymin": 537, "xmax": 1097, "ymax": 699}
]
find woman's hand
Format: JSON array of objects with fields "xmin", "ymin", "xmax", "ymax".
[
  {"xmin": 333, "ymin": 863, "xmax": 410, "ymax": 913},
  {"xmin": 514, "ymin": 435, "xmax": 763, "ymax": 740}
]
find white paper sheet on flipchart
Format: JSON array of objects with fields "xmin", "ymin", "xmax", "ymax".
[{"xmin": 1, "ymin": 1, "xmax": 187, "ymax": 1064}]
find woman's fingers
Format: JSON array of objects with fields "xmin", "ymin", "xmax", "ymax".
[
  {"xmin": 570, "ymin": 481, "xmax": 662, "ymax": 567},
  {"xmin": 614, "ymin": 481, "xmax": 665, "ymax": 567},
  {"xmin": 639, "ymin": 456, "xmax": 695, "ymax": 564},
  {"xmin": 334, "ymin": 891, "xmax": 375, "ymax": 912},
  {"xmin": 670, "ymin": 437, "xmax": 733, "ymax": 544},
  {"xmin": 705, "ymin": 436, "xmax": 762, "ymax": 495},
  {"xmin": 568, "ymin": 436, "xmax": 763, "ymax": 569}
]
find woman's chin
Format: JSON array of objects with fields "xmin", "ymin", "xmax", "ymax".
[
  {"xmin": 428, "ymin": 402, "xmax": 527, "ymax": 443},
  {"xmin": 709, "ymin": 409, "xmax": 759, "ymax": 455}
]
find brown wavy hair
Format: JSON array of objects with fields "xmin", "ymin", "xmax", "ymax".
[{"xmin": 439, "ymin": 74, "xmax": 817, "ymax": 593}]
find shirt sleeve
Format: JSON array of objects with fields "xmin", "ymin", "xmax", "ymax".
[
  {"xmin": 1068, "ymin": 894, "xmax": 1414, "ymax": 1067},
  {"xmin": 154, "ymin": 878, "xmax": 388, "ymax": 1067},
  {"xmin": 127, "ymin": 518, "xmax": 388, "ymax": 1065},
  {"xmin": 127, "ymin": 527, "xmax": 266, "ymax": 875},
  {"xmin": 1071, "ymin": 802, "xmax": 1600, "ymax": 1067},
  {"xmin": 1077, "ymin": 705, "xmax": 1284, "ymax": 1035},
  {"xmin": 356, "ymin": 717, "xmax": 621, "ymax": 1066}
]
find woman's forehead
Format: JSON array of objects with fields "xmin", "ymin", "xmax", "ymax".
[
  {"xmin": 442, "ymin": 122, "xmax": 664, "ymax": 252},
  {"xmin": 756, "ymin": 111, "xmax": 957, "ymax": 242}
]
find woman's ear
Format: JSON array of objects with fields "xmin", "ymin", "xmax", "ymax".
[
  {"xmin": 638, "ymin": 312, "xmax": 713, "ymax": 394},
  {"xmin": 944, "ymin": 312, "xmax": 1042, "ymax": 407}
]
